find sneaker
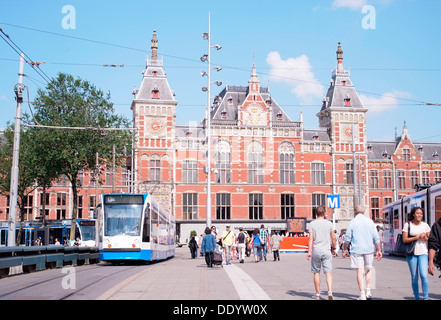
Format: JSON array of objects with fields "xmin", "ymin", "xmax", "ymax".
[
  {"xmin": 366, "ymin": 293, "xmax": 372, "ymax": 300},
  {"xmin": 357, "ymin": 294, "xmax": 367, "ymax": 300},
  {"xmin": 328, "ymin": 294, "xmax": 334, "ymax": 300},
  {"xmin": 312, "ymin": 294, "xmax": 321, "ymax": 300}
]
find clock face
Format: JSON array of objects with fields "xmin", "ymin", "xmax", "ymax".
[{"xmin": 146, "ymin": 118, "xmax": 165, "ymax": 136}]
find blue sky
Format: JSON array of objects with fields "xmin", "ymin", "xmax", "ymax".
[{"xmin": 1, "ymin": 0, "xmax": 440, "ymax": 142}]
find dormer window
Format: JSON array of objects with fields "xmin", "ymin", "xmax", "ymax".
[
  {"xmin": 344, "ymin": 95, "xmax": 351, "ymax": 106},
  {"xmin": 382, "ymin": 150, "xmax": 388, "ymax": 158},
  {"xmin": 276, "ymin": 113, "xmax": 283, "ymax": 120},
  {"xmin": 228, "ymin": 98, "xmax": 233, "ymax": 104},
  {"xmin": 367, "ymin": 144, "xmax": 372, "ymax": 151},
  {"xmin": 342, "ymin": 80, "xmax": 346, "ymax": 86},
  {"xmin": 433, "ymin": 151, "xmax": 439, "ymax": 158},
  {"xmin": 266, "ymin": 99, "xmax": 271, "ymax": 106},
  {"xmin": 221, "ymin": 111, "xmax": 227, "ymax": 119},
  {"xmin": 152, "ymin": 71, "xmax": 157, "ymax": 77},
  {"xmin": 152, "ymin": 87, "xmax": 159, "ymax": 98},
  {"xmin": 418, "ymin": 145, "xmax": 424, "ymax": 152},
  {"xmin": 313, "ymin": 132, "xmax": 319, "ymax": 141},
  {"xmin": 186, "ymin": 131, "xmax": 192, "ymax": 138}
]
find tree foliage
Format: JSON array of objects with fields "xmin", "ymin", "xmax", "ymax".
[{"xmin": 27, "ymin": 73, "xmax": 132, "ymax": 239}]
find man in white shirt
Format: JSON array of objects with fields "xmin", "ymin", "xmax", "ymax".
[{"xmin": 307, "ymin": 205, "xmax": 336, "ymax": 300}]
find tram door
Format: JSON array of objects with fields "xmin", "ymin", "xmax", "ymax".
[{"xmin": 435, "ymin": 195, "xmax": 441, "ymax": 222}]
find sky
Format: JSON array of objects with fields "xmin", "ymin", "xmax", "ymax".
[{"xmin": 0, "ymin": 0, "xmax": 440, "ymax": 143}]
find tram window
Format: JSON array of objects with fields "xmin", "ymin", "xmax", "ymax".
[
  {"xmin": 142, "ymin": 206, "xmax": 150, "ymax": 242},
  {"xmin": 393, "ymin": 209, "xmax": 399, "ymax": 230},
  {"xmin": 435, "ymin": 196, "xmax": 441, "ymax": 222}
]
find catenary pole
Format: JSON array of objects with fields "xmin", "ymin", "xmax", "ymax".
[{"xmin": 8, "ymin": 53, "xmax": 25, "ymax": 246}]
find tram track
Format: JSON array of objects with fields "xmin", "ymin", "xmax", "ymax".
[{"xmin": 0, "ymin": 263, "xmax": 143, "ymax": 300}]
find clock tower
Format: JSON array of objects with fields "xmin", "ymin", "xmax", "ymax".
[
  {"xmin": 317, "ymin": 42, "xmax": 368, "ymax": 225},
  {"xmin": 131, "ymin": 30, "xmax": 178, "ymax": 213}
]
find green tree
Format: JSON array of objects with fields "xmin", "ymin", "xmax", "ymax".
[{"xmin": 29, "ymin": 73, "xmax": 132, "ymax": 240}]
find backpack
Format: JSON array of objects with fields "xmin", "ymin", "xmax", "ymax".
[{"xmin": 237, "ymin": 232, "xmax": 245, "ymax": 244}]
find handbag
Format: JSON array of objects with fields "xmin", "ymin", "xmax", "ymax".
[
  {"xmin": 404, "ymin": 222, "xmax": 416, "ymax": 256},
  {"xmin": 394, "ymin": 222, "xmax": 416, "ymax": 256}
]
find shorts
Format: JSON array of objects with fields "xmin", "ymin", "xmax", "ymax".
[
  {"xmin": 311, "ymin": 250, "xmax": 333, "ymax": 274},
  {"xmin": 350, "ymin": 253, "xmax": 374, "ymax": 269}
]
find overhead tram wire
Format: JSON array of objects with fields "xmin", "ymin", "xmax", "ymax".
[{"xmin": 1, "ymin": 23, "xmax": 440, "ymax": 107}]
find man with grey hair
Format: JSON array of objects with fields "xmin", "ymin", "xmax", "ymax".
[{"xmin": 343, "ymin": 205, "xmax": 382, "ymax": 300}]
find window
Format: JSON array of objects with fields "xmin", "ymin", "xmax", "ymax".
[
  {"xmin": 106, "ymin": 167, "xmax": 113, "ymax": 186},
  {"xmin": 312, "ymin": 194, "xmax": 326, "ymax": 219},
  {"xmin": 150, "ymin": 159, "xmax": 160, "ymax": 181},
  {"xmin": 371, "ymin": 197, "xmax": 380, "ymax": 220},
  {"xmin": 383, "ymin": 170, "xmax": 392, "ymax": 189},
  {"xmin": 345, "ymin": 163, "xmax": 354, "ymax": 184},
  {"xmin": 216, "ymin": 193, "xmax": 231, "ymax": 220},
  {"xmin": 182, "ymin": 160, "xmax": 198, "ymax": 183},
  {"xmin": 398, "ymin": 170, "xmax": 406, "ymax": 189},
  {"xmin": 422, "ymin": 170, "xmax": 430, "ymax": 184},
  {"xmin": 215, "ymin": 152, "xmax": 231, "ymax": 183},
  {"xmin": 249, "ymin": 193, "xmax": 263, "ymax": 220},
  {"xmin": 23, "ymin": 195, "xmax": 33, "ymax": 220},
  {"xmin": 248, "ymin": 142, "xmax": 264, "ymax": 184},
  {"xmin": 183, "ymin": 193, "xmax": 197, "ymax": 220},
  {"xmin": 281, "ymin": 194, "xmax": 295, "ymax": 219},
  {"xmin": 279, "ymin": 142, "xmax": 295, "ymax": 184},
  {"xmin": 369, "ymin": 170, "xmax": 379, "ymax": 189},
  {"xmin": 57, "ymin": 193, "xmax": 66, "ymax": 206},
  {"xmin": 215, "ymin": 141, "xmax": 231, "ymax": 184},
  {"xmin": 384, "ymin": 197, "xmax": 393, "ymax": 206},
  {"xmin": 403, "ymin": 149, "xmax": 410, "ymax": 162},
  {"xmin": 77, "ymin": 195, "xmax": 83, "ymax": 219},
  {"xmin": 410, "ymin": 170, "xmax": 419, "ymax": 188},
  {"xmin": 435, "ymin": 171, "xmax": 441, "ymax": 184},
  {"xmin": 311, "ymin": 163, "xmax": 325, "ymax": 185},
  {"xmin": 280, "ymin": 153, "xmax": 294, "ymax": 184}
]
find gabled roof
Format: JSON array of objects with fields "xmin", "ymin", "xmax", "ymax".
[{"xmin": 210, "ymin": 85, "xmax": 292, "ymax": 124}]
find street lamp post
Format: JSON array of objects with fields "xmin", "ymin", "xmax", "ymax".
[{"xmin": 201, "ymin": 12, "xmax": 222, "ymax": 228}]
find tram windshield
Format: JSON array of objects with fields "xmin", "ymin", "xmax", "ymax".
[
  {"xmin": 78, "ymin": 221, "xmax": 96, "ymax": 241},
  {"xmin": 104, "ymin": 204, "xmax": 143, "ymax": 236}
]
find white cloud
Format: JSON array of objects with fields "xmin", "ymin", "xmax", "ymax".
[
  {"xmin": 332, "ymin": 0, "xmax": 367, "ymax": 10},
  {"xmin": 266, "ymin": 51, "xmax": 324, "ymax": 103},
  {"xmin": 360, "ymin": 90, "xmax": 412, "ymax": 115},
  {"xmin": 0, "ymin": 95, "xmax": 8, "ymax": 101}
]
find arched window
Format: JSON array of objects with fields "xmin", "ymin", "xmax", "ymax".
[
  {"xmin": 214, "ymin": 140, "xmax": 231, "ymax": 183},
  {"xmin": 247, "ymin": 141, "xmax": 264, "ymax": 184},
  {"xmin": 279, "ymin": 142, "xmax": 295, "ymax": 184}
]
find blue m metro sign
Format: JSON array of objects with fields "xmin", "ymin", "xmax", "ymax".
[{"xmin": 327, "ymin": 194, "xmax": 340, "ymax": 208}]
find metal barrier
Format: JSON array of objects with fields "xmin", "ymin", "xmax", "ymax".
[{"xmin": 0, "ymin": 246, "xmax": 100, "ymax": 278}]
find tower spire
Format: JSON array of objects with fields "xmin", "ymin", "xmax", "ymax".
[
  {"xmin": 151, "ymin": 29, "xmax": 158, "ymax": 61},
  {"xmin": 336, "ymin": 42, "xmax": 344, "ymax": 73},
  {"xmin": 248, "ymin": 58, "xmax": 260, "ymax": 93}
]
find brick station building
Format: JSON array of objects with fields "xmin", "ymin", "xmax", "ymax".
[{"xmin": 1, "ymin": 32, "xmax": 441, "ymax": 244}]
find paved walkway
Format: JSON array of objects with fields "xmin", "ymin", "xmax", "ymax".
[{"xmin": 98, "ymin": 247, "xmax": 441, "ymax": 301}]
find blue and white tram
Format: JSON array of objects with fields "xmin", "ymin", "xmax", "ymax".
[
  {"xmin": 99, "ymin": 193, "xmax": 175, "ymax": 262},
  {"xmin": 382, "ymin": 183, "xmax": 441, "ymax": 255}
]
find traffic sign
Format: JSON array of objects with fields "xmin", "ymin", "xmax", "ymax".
[{"xmin": 327, "ymin": 194, "xmax": 340, "ymax": 208}]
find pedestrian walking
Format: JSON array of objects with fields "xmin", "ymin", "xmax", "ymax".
[
  {"xmin": 250, "ymin": 228, "xmax": 262, "ymax": 263},
  {"xmin": 236, "ymin": 227, "xmax": 247, "ymax": 263},
  {"xmin": 343, "ymin": 205, "xmax": 382, "ymax": 300},
  {"xmin": 428, "ymin": 216, "xmax": 441, "ymax": 277},
  {"xmin": 402, "ymin": 207, "xmax": 431, "ymax": 300},
  {"xmin": 260, "ymin": 224, "xmax": 269, "ymax": 261},
  {"xmin": 221, "ymin": 225, "xmax": 235, "ymax": 265},
  {"xmin": 188, "ymin": 235, "xmax": 198, "ymax": 259},
  {"xmin": 270, "ymin": 231, "xmax": 283, "ymax": 261},
  {"xmin": 201, "ymin": 227, "xmax": 216, "ymax": 267},
  {"xmin": 377, "ymin": 225, "xmax": 384, "ymax": 253},
  {"xmin": 307, "ymin": 205, "xmax": 336, "ymax": 300}
]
